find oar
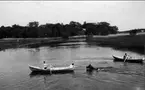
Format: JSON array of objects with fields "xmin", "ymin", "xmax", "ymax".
[
  {"xmin": 143, "ymin": 44, "xmax": 145, "ymax": 61},
  {"xmin": 49, "ymin": 65, "xmax": 52, "ymax": 74},
  {"xmin": 50, "ymin": 69, "xmax": 52, "ymax": 74},
  {"xmin": 124, "ymin": 58, "xmax": 127, "ymax": 63}
]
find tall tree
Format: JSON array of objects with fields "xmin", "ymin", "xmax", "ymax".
[{"xmin": 28, "ymin": 21, "xmax": 39, "ymax": 27}]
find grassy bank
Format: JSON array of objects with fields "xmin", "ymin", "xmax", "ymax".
[
  {"xmin": 0, "ymin": 34, "xmax": 145, "ymax": 54},
  {"xmin": 0, "ymin": 37, "xmax": 86, "ymax": 51},
  {"xmin": 86, "ymin": 34, "xmax": 145, "ymax": 54}
]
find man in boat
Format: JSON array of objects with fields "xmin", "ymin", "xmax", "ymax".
[
  {"xmin": 43, "ymin": 61, "xmax": 53, "ymax": 69},
  {"xmin": 43, "ymin": 61, "xmax": 48, "ymax": 69},
  {"xmin": 69, "ymin": 63, "xmax": 74, "ymax": 68}
]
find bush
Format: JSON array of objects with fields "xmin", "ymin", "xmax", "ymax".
[{"xmin": 129, "ymin": 30, "xmax": 137, "ymax": 35}]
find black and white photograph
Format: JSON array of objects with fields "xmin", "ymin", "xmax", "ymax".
[{"xmin": 0, "ymin": 0, "xmax": 145, "ymax": 90}]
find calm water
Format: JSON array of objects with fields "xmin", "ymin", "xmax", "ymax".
[{"xmin": 0, "ymin": 42, "xmax": 145, "ymax": 90}]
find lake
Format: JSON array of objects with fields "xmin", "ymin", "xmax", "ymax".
[{"xmin": 0, "ymin": 41, "xmax": 144, "ymax": 90}]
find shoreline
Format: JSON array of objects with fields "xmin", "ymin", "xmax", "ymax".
[
  {"xmin": 0, "ymin": 37, "xmax": 86, "ymax": 51},
  {"xmin": 86, "ymin": 34, "xmax": 145, "ymax": 54},
  {"xmin": 0, "ymin": 34, "xmax": 145, "ymax": 55}
]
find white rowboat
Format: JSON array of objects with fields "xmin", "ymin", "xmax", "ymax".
[{"xmin": 29, "ymin": 64, "xmax": 74, "ymax": 73}]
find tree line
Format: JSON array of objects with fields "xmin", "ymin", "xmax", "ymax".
[
  {"xmin": 0, "ymin": 21, "xmax": 118, "ymax": 39},
  {"xmin": 119, "ymin": 28, "xmax": 145, "ymax": 35}
]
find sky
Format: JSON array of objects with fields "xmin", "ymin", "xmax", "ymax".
[{"xmin": 0, "ymin": 1, "xmax": 145, "ymax": 31}]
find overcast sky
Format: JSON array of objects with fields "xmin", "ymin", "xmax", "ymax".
[{"xmin": 0, "ymin": 1, "xmax": 145, "ymax": 31}]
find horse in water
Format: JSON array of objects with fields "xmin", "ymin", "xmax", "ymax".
[
  {"xmin": 86, "ymin": 64, "xmax": 113, "ymax": 72},
  {"xmin": 86, "ymin": 64, "xmax": 98, "ymax": 71}
]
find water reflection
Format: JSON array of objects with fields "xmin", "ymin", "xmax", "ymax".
[
  {"xmin": 114, "ymin": 61, "xmax": 144, "ymax": 65},
  {"xmin": 86, "ymin": 69, "xmax": 97, "ymax": 76},
  {"xmin": 29, "ymin": 71, "xmax": 75, "ymax": 78},
  {"xmin": 29, "ymin": 72, "xmax": 51, "ymax": 78}
]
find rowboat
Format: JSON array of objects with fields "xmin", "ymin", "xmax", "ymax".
[
  {"xmin": 29, "ymin": 64, "xmax": 74, "ymax": 74},
  {"xmin": 112, "ymin": 55, "xmax": 143, "ymax": 63}
]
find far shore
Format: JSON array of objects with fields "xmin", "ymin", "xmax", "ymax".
[
  {"xmin": 0, "ymin": 36, "xmax": 86, "ymax": 51},
  {"xmin": 0, "ymin": 33, "xmax": 145, "ymax": 54},
  {"xmin": 86, "ymin": 33, "xmax": 145, "ymax": 54}
]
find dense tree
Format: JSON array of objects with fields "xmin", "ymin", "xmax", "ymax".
[
  {"xmin": 0, "ymin": 21, "xmax": 119, "ymax": 39},
  {"xmin": 129, "ymin": 29, "xmax": 138, "ymax": 35},
  {"xmin": 28, "ymin": 21, "xmax": 39, "ymax": 27},
  {"xmin": 83, "ymin": 21, "xmax": 118, "ymax": 35}
]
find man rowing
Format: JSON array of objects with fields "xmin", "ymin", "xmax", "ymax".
[
  {"xmin": 69, "ymin": 63, "xmax": 74, "ymax": 68},
  {"xmin": 43, "ymin": 61, "xmax": 52, "ymax": 69},
  {"xmin": 43, "ymin": 61, "xmax": 48, "ymax": 69}
]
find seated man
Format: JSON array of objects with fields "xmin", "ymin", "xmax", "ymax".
[
  {"xmin": 43, "ymin": 61, "xmax": 53, "ymax": 69},
  {"xmin": 43, "ymin": 61, "xmax": 48, "ymax": 69},
  {"xmin": 69, "ymin": 63, "xmax": 74, "ymax": 68}
]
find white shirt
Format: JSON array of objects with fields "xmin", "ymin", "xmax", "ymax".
[
  {"xmin": 44, "ymin": 63, "xmax": 48, "ymax": 68},
  {"xmin": 69, "ymin": 64, "xmax": 74, "ymax": 68}
]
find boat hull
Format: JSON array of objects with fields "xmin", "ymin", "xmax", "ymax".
[{"xmin": 112, "ymin": 55, "xmax": 143, "ymax": 63}]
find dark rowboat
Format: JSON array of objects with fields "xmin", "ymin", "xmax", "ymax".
[{"xmin": 112, "ymin": 55, "xmax": 143, "ymax": 63}]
